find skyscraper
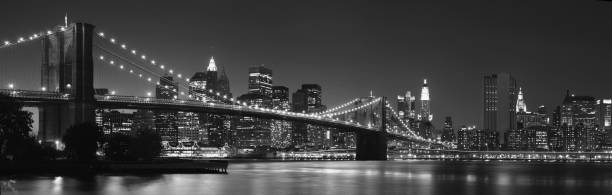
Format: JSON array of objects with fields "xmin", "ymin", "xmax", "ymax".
[
  {"xmin": 292, "ymin": 84, "xmax": 326, "ymax": 148},
  {"xmin": 483, "ymin": 73, "xmax": 517, "ymax": 146},
  {"xmin": 598, "ymin": 99, "xmax": 612, "ymax": 147},
  {"xmin": 155, "ymin": 74, "xmax": 178, "ymax": 99},
  {"xmin": 516, "ymin": 87, "xmax": 527, "ymax": 113},
  {"xmin": 155, "ymin": 75, "xmax": 179, "ymax": 143},
  {"xmin": 271, "ymin": 86, "xmax": 292, "ymax": 149},
  {"xmin": 419, "ymin": 79, "xmax": 432, "ymax": 122},
  {"xmin": 441, "ymin": 116, "xmax": 455, "ymax": 142},
  {"xmin": 248, "ymin": 65, "xmax": 273, "ymax": 97},
  {"xmin": 560, "ymin": 91, "xmax": 599, "ymax": 151}
]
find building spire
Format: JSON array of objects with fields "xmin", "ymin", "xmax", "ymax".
[
  {"xmin": 206, "ymin": 56, "xmax": 217, "ymax": 71},
  {"xmin": 516, "ymin": 87, "xmax": 528, "ymax": 113},
  {"xmin": 64, "ymin": 13, "xmax": 68, "ymax": 27}
]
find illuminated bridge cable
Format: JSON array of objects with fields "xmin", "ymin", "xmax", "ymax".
[
  {"xmin": 93, "ymin": 32, "xmax": 237, "ymax": 105},
  {"xmin": 95, "ymin": 45, "xmax": 240, "ymax": 105}
]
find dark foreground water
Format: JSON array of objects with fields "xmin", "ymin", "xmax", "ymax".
[{"xmin": 3, "ymin": 160, "xmax": 612, "ymax": 195}]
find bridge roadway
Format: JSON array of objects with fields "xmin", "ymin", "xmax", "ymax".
[{"xmin": 1, "ymin": 89, "xmax": 434, "ymax": 144}]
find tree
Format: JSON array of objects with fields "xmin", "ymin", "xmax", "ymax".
[
  {"xmin": 62, "ymin": 122, "xmax": 102, "ymax": 161},
  {"xmin": 103, "ymin": 133, "xmax": 132, "ymax": 161},
  {"xmin": 128, "ymin": 129, "xmax": 162, "ymax": 161},
  {"xmin": 0, "ymin": 94, "xmax": 34, "ymax": 160}
]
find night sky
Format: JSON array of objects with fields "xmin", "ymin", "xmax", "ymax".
[{"xmin": 1, "ymin": 0, "xmax": 612, "ymax": 128}]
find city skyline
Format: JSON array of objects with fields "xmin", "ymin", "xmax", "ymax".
[{"xmin": 1, "ymin": 0, "xmax": 612, "ymax": 128}]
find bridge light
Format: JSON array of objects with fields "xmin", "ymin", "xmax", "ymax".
[
  {"xmin": 131, "ymin": 50, "xmax": 136, "ymax": 54},
  {"xmin": 47, "ymin": 31, "xmax": 53, "ymax": 35},
  {"xmin": 111, "ymin": 91, "xmax": 116, "ymax": 95},
  {"xmin": 33, "ymin": 34, "xmax": 38, "ymax": 38},
  {"xmin": 147, "ymin": 77, "xmax": 151, "ymax": 82},
  {"xmin": 110, "ymin": 38, "xmax": 116, "ymax": 43},
  {"xmin": 129, "ymin": 70, "xmax": 133, "ymax": 74},
  {"xmin": 119, "ymin": 65, "xmax": 124, "ymax": 69},
  {"xmin": 121, "ymin": 44, "xmax": 126, "ymax": 49},
  {"xmin": 99, "ymin": 55, "xmax": 104, "ymax": 60},
  {"xmin": 8, "ymin": 83, "xmax": 14, "ymax": 89},
  {"xmin": 177, "ymin": 74, "xmax": 182, "ymax": 78},
  {"xmin": 3, "ymin": 41, "xmax": 9, "ymax": 45},
  {"xmin": 160, "ymin": 65, "xmax": 164, "ymax": 69},
  {"xmin": 98, "ymin": 32, "xmax": 105, "ymax": 37},
  {"xmin": 60, "ymin": 27, "xmax": 65, "ymax": 31},
  {"xmin": 169, "ymin": 70, "xmax": 173, "ymax": 74},
  {"xmin": 41, "ymin": 87, "xmax": 46, "ymax": 91},
  {"xmin": 138, "ymin": 74, "xmax": 143, "ymax": 78},
  {"xmin": 109, "ymin": 60, "xmax": 114, "ymax": 65},
  {"xmin": 18, "ymin": 37, "xmax": 24, "ymax": 42},
  {"xmin": 66, "ymin": 84, "xmax": 71, "ymax": 88},
  {"xmin": 141, "ymin": 55, "xmax": 146, "ymax": 60},
  {"xmin": 151, "ymin": 60, "xmax": 156, "ymax": 65},
  {"xmin": 223, "ymin": 95, "xmax": 227, "ymax": 99},
  {"xmin": 146, "ymin": 92, "xmax": 152, "ymax": 97},
  {"xmin": 216, "ymin": 92, "xmax": 220, "ymax": 96}
]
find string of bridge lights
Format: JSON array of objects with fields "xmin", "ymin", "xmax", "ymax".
[
  {"xmin": 316, "ymin": 98, "xmax": 360, "ymax": 115},
  {"xmin": 95, "ymin": 30, "xmax": 238, "ymax": 104},
  {"xmin": 385, "ymin": 101, "xmax": 448, "ymax": 146},
  {"xmin": 96, "ymin": 53, "xmax": 238, "ymax": 104},
  {"xmin": 384, "ymin": 102, "xmax": 419, "ymax": 138},
  {"xmin": 323, "ymin": 97, "xmax": 382, "ymax": 117},
  {"xmin": 1, "ymin": 26, "xmax": 68, "ymax": 49},
  {"xmin": 93, "ymin": 29, "xmax": 394, "ymax": 129}
]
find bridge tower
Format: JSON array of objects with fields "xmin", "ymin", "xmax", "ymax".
[
  {"xmin": 39, "ymin": 23, "xmax": 96, "ymax": 141},
  {"xmin": 355, "ymin": 96, "xmax": 388, "ymax": 160}
]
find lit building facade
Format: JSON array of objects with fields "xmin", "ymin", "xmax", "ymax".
[
  {"xmin": 419, "ymin": 79, "xmax": 432, "ymax": 122},
  {"xmin": 155, "ymin": 75, "xmax": 179, "ymax": 143},
  {"xmin": 441, "ymin": 116, "xmax": 456, "ymax": 142},
  {"xmin": 560, "ymin": 91, "xmax": 600, "ymax": 151},
  {"xmin": 483, "ymin": 73, "xmax": 517, "ymax": 147}
]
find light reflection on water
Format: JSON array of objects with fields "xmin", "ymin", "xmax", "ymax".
[{"xmin": 3, "ymin": 160, "xmax": 612, "ymax": 195}]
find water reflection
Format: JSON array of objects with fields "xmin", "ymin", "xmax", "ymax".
[{"xmin": 3, "ymin": 161, "xmax": 612, "ymax": 195}]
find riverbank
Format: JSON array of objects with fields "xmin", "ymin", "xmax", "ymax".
[{"xmin": 0, "ymin": 159, "xmax": 228, "ymax": 176}]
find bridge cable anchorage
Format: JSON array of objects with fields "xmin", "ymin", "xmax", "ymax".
[{"xmin": 94, "ymin": 31, "xmax": 239, "ymax": 105}]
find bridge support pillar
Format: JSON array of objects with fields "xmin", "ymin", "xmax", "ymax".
[
  {"xmin": 39, "ymin": 23, "xmax": 95, "ymax": 141},
  {"xmin": 356, "ymin": 96, "xmax": 388, "ymax": 160},
  {"xmin": 356, "ymin": 131, "xmax": 387, "ymax": 160}
]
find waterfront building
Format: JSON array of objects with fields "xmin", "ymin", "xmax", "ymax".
[
  {"xmin": 560, "ymin": 91, "xmax": 600, "ymax": 151},
  {"xmin": 271, "ymin": 86, "xmax": 292, "ymax": 149},
  {"xmin": 457, "ymin": 125, "xmax": 498, "ymax": 151},
  {"xmin": 95, "ymin": 109, "xmax": 134, "ymax": 136},
  {"xmin": 598, "ymin": 99, "xmax": 612, "ymax": 147},
  {"xmin": 155, "ymin": 75, "xmax": 179, "ymax": 143},
  {"xmin": 483, "ymin": 73, "xmax": 517, "ymax": 147}
]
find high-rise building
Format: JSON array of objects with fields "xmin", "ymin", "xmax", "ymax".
[
  {"xmin": 560, "ymin": 91, "xmax": 599, "ymax": 151},
  {"xmin": 96, "ymin": 109, "xmax": 134, "ymax": 136},
  {"xmin": 292, "ymin": 84, "xmax": 327, "ymax": 148},
  {"xmin": 397, "ymin": 91, "xmax": 416, "ymax": 122},
  {"xmin": 419, "ymin": 79, "xmax": 432, "ymax": 122},
  {"xmin": 217, "ymin": 67, "xmax": 232, "ymax": 98},
  {"xmin": 235, "ymin": 65, "xmax": 274, "ymax": 148},
  {"xmin": 155, "ymin": 75, "xmax": 179, "ymax": 143},
  {"xmin": 483, "ymin": 73, "xmax": 518, "ymax": 146},
  {"xmin": 156, "ymin": 74, "xmax": 178, "ymax": 99},
  {"xmin": 598, "ymin": 99, "xmax": 612, "ymax": 148},
  {"xmin": 271, "ymin": 86, "xmax": 292, "ymax": 149},
  {"xmin": 516, "ymin": 87, "xmax": 527, "ymax": 113},
  {"xmin": 441, "ymin": 116, "xmax": 455, "ymax": 142},
  {"xmin": 248, "ymin": 65, "xmax": 273, "ymax": 97}
]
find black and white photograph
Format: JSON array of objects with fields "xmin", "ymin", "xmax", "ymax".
[{"xmin": 1, "ymin": 0, "xmax": 612, "ymax": 194}]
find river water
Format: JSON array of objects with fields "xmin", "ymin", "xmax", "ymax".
[{"xmin": 2, "ymin": 160, "xmax": 612, "ymax": 195}]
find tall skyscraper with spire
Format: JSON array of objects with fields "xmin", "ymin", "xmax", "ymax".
[
  {"xmin": 419, "ymin": 79, "xmax": 432, "ymax": 122},
  {"xmin": 516, "ymin": 87, "xmax": 528, "ymax": 113},
  {"xmin": 483, "ymin": 73, "xmax": 518, "ymax": 146}
]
